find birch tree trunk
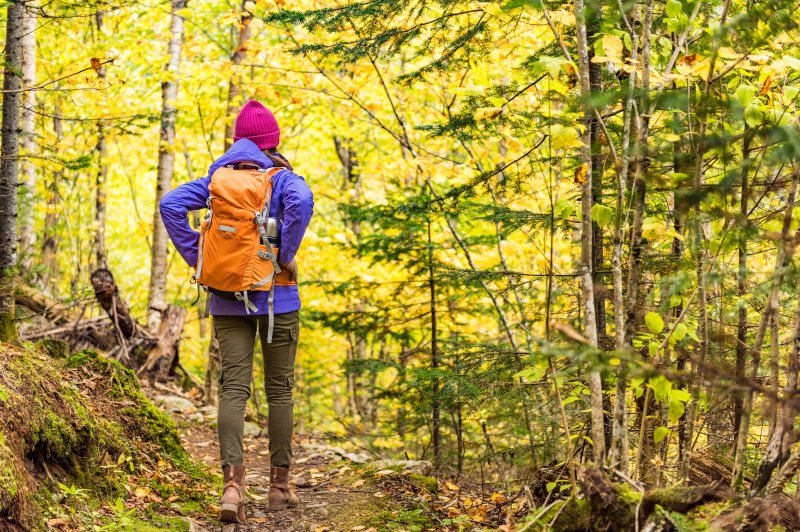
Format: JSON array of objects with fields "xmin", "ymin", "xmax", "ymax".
[
  {"xmin": 0, "ymin": 0, "xmax": 25, "ymax": 341},
  {"xmin": 223, "ymin": 0, "xmax": 252, "ymax": 150},
  {"xmin": 94, "ymin": 11, "xmax": 108, "ymax": 270},
  {"xmin": 573, "ymin": 0, "xmax": 605, "ymax": 463},
  {"xmin": 608, "ymin": 9, "xmax": 640, "ymax": 472},
  {"xmin": 146, "ymin": 0, "xmax": 187, "ymax": 331},
  {"xmin": 18, "ymin": 2, "xmax": 36, "ymax": 271}
]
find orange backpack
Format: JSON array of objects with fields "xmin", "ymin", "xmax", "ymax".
[{"xmin": 194, "ymin": 164, "xmax": 295, "ymax": 342}]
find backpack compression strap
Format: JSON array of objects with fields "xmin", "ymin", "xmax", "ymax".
[{"xmin": 256, "ymin": 166, "xmax": 286, "ymax": 343}]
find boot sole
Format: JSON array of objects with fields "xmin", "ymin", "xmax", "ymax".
[
  {"xmin": 268, "ymin": 502, "xmax": 300, "ymax": 511},
  {"xmin": 220, "ymin": 503, "xmax": 245, "ymax": 523}
]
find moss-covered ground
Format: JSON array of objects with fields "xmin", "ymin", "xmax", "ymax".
[{"xmin": 0, "ymin": 344, "xmax": 215, "ymax": 530}]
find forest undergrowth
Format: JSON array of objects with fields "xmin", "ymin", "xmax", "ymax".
[{"xmin": 3, "ymin": 0, "xmax": 800, "ymax": 530}]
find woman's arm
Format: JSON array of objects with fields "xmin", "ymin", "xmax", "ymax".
[
  {"xmin": 278, "ymin": 173, "xmax": 314, "ymax": 266},
  {"xmin": 159, "ymin": 177, "xmax": 211, "ymax": 267}
]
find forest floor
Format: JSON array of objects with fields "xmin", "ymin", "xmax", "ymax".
[
  {"xmin": 163, "ymin": 395, "xmax": 441, "ymax": 532},
  {"xmin": 0, "ymin": 343, "xmax": 447, "ymax": 532}
]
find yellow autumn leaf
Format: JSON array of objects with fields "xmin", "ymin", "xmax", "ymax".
[
  {"xmin": 550, "ymin": 124, "xmax": 583, "ymax": 150},
  {"xmin": 601, "ymin": 34, "xmax": 624, "ymax": 62},
  {"xmin": 490, "ymin": 491, "xmax": 508, "ymax": 504},
  {"xmin": 480, "ymin": 3, "xmax": 508, "ymax": 18},
  {"xmin": 574, "ymin": 163, "xmax": 589, "ymax": 185},
  {"xmin": 445, "ymin": 480, "xmax": 460, "ymax": 491},
  {"xmin": 133, "ymin": 486, "xmax": 150, "ymax": 498},
  {"xmin": 506, "ymin": 136, "xmax": 523, "ymax": 153}
]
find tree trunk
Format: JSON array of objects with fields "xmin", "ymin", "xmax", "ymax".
[
  {"xmin": 223, "ymin": 0, "xmax": 252, "ymax": 150},
  {"xmin": 0, "ymin": 0, "xmax": 25, "ymax": 342},
  {"xmin": 94, "ymin": 12, "xmax": 108, "ymax": 270},
  {"xmin": 732, "ymin": 165, "xmax": 800, "ymax": 489},
  {"xmin": 625, "ymin": 0, "xmax": 655, "ymax": 481},
  {"xmin": 147, "ymin": 0, "xmax": 187, "ymax": 331},
  {"xmin": 749, "ymin": 164, "xmax": 800, "ymax": 493},
  {"xmin": 90, "ymin": 269, "xmax": 136, "ymax": 341},
  {"xmin": 90, "ymin": 268, "xmax": 137, "ymax": 366},
  {"xmin": 39, "ymin": 101, "xmax": 61, "ymax": 295},
  {"xmin": 608, "ymin": 6, "xmax": 641, "ymax": 472},
  {"xmin": 733, "ymin": 128, "xmax": 752, "ymax": 443},
  {"xmin": 18, "ymin": 2, "xmax": 36, "ymax": 271},
  {"xmin": 428, "ymin": 209, "xmax": 441, "ymax": 472},
  {"xmin": 573, "ymin": 0, "xmax": 605, "ymax": 463},
  {"xmin": 139, "ymin": 305, "xmax": 187, "ymax": 383}
]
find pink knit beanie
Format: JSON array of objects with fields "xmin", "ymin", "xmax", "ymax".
[{"xmin": 233, "ymin": 100, "xmax": 280, "ymax": 150}]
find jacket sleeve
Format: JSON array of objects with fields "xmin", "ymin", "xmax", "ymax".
[
  {"xmin": 159, "ymin": 177, "xmax": 210, "ymax": 268},
  {"xmin": 278, "ymin": 174, "xmax": 314, "ymax": 265}
]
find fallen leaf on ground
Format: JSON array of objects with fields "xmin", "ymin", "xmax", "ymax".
[
  {"xmin": 133, "ymin": 486, "xmax": 150, "ymax": 498},
  {"xmin": 445, "ymin": 481, "xmax": 460, "ymax": 491},
  {"xmin": 351, "ymin": 479, "xmax": 366, "ymax": 488},
  {"xmin": 374, "ymin": 469, "xmax": 394, "ymax": 477},
  {"xmin": 46, "ymin": 518, "xmax": 68, "ymax": 529},
  {"xmin": 490, "ymin": 492, "xmax": 507, "ymax": 504}
]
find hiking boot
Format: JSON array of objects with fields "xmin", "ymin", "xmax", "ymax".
[
  {"xmin": 268, "ymin": 466, "xmax": 300, "ymax": 511},
  {"xmin": 220, "ymin": 465, "xmax": 247, "ymax": 523}
]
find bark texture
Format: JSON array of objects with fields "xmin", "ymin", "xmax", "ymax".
[
  {"xmin": 573, "ymin": 0, "xmax": 605, "ymax": 463},
  {"xmin": 90, "ymin": 269, "xmax": 136, "ymax": 341},
  {"xmin": 139, "ymin": 305, "xmax": 187, "ymax": 383},
  {"xmin": 147, "ymin": 0, "xmax": 187, "ymax": 331},
  {"xmin": 94, "ymin": 11, "xmax": 108, "ymax": 270},
  {"xmin": 0, "ymin": 0, "xmax": 25, "ymax": 342}
]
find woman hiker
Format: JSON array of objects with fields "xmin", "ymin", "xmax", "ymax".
[{"xmin": 160, "ymin": 100, "xmax": 314, "ymax": 523}]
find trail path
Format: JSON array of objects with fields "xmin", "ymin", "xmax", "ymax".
[{"xmin": 167, "ymin": 404, "xmax": 402, "ymax": 532}]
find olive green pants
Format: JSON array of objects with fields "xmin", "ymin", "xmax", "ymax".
[{"xmin": 214, "ymin": 311, "xmax": 299, "ymax": 469}]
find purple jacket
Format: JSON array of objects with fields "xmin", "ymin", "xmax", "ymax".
[{"xmin": 160, "ymin": 139, "xmax": 314, "ymax": 315}]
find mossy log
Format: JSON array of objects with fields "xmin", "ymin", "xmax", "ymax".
[{"xmin": 545, "ymin": 467, "xmax": 726, "ymax": 531}]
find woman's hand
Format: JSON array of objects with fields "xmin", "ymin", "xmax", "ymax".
[{"xmin": 279, "ymin": 259, "xmax": 298, "ymax": 282}]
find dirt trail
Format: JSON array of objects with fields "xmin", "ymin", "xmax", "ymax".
[{"xmin": 173, "ymin": 408, "xmax": 387, "ymax": 532}]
